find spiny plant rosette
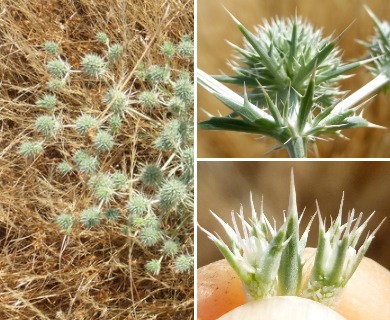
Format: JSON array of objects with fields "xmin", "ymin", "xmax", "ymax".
[
  {"xmin": 199, "ymin": 172, "xmax": 384, "ymax": 307},
  {"xmin": 19, "ymin": 33, "xmax": 194, "ymax": 275},
  {"xmin": 198, "ymin": 9, "xmax": 390, "ymax": 157}
]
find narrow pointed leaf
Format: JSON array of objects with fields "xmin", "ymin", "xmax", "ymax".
[
  {"xmin": 292, "ymin": 41, "xmax": 336, "ymax": 86},
  {"xmin": 228, "ymin": 13, "xmax": 283, "ymax": 83},
  {"xmin": 199, "ymin": 117, "xmax": 276, "ymax": 135},
  {"xmin": 198, "ymin": 69, "xmax": 275, "ymax": 124},
  {"xmin": 262, "ymin": 228, "xmax": 287, "ymax": 282},
  {"xmin": 316, "ymin": 58, "xmax": 379, "ymax": 84},
  {"xmin": 365, "ymin": 5, "xmax": 390, "ymax": 48},
  {"xmin": 287, "ymin": 22, "xmax": 297, "ymax": 77},
  {"xmin": 312, "ymin": 205, "xmax": 326, "ymax": 279},
  {"xmin": 312, "ymin": 104, "xmax": 338, "ymax": 127},
  {"xmin": 297, "ymin": 69, "xmax": 315, "ymax": 132},
  {"xmin": 258, "ymin": 82, "xmax": 283, "ymax": 126},
  {"xmin": 213, "ymin": 74, "xmax": 260, "ymax": 86},
  {"xmin": 329, "ymin": 237, "xmax": 349, "ymax": 284},
  {"xmin": 278, "ymin": 172, "xmax": 301, "ymax": 295}
]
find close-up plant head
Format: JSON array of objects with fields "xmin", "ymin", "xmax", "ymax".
[{"xmin": 198, "ymin": 0, "xmax": 390, "ymax": 158}]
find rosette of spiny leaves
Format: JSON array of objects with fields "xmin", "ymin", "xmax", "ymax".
[
  {"xmin": 198, "ymin": 13, "xmax": 383, "ymax": 158},
  {"xmin": 199, "ymin": 173, "xmax": 312, "ymax": 300},
  {"xmin": 302, "ymin": 196, "xmax": 384, "ymax": 306},
  {"xmin": 200, "ymin": 172, "xmax": 383, "ymax": 307}
]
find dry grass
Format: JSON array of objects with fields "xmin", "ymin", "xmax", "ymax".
[{"xmin": 0, "ymin": 0, "xmax": 193, "ymax": 319}]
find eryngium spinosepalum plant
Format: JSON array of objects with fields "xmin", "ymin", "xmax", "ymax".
[
  {"xmin": 19, "ymin": 32, "xmax": 194, "ymax": 275},
  {"xmin": 199, "ymin": 171, "xmax": 384, "ymax": 307},
  {"xmin": 198, "ymin": 8, "xmax": 390, "ymax": 158}
]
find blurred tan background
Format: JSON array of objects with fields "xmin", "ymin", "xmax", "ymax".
[
  {"xmin": 198, "ymin": 0, "xmax": 390, "ymax": 158},
  {"xmin": 197, "ymin": 162, "xmax": 390, "ymax": 270}
]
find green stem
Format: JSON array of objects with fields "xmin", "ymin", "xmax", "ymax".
[{"xmin": 286, "ymin": 137, "xmax": 307, "ymax": 158}]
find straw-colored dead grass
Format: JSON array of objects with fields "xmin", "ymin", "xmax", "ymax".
[{"xmin": 0, "ymin": 0, "xmax": 193, "ymax": 319}]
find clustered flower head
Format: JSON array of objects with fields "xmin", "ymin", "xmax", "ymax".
[
  {"xmin": 200, "ymin": 172, "xmax": 383, "ymax": 306},
  {"xmin": 198, "ymin": 8, "xmax": 390, "ymax": 158}
]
